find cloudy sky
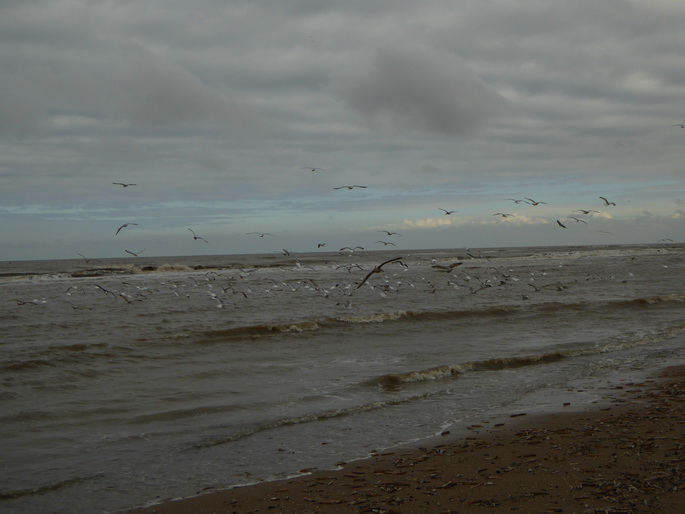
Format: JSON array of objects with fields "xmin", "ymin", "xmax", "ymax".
[{"xmin": 2, "ymin": 0, "xmax": 684, "ymax": 261}]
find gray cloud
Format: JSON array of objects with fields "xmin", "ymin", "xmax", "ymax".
[{"xmin": 333, "ymin": 44, "xmax": 505, "ymax": 135}]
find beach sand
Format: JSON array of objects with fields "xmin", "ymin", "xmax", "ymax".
[{"xmin": 129, "ymin": 365, "xmax": 685, "ymax": 513}]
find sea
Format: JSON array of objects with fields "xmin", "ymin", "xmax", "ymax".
[{"xmin": 1, "ymin": 244, "xmax": 684, "ymax": 513}]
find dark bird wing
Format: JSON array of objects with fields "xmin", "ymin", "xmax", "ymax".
[{"xmin": 356, "ymin": 257, "xmax": 403, "ymax": 289}]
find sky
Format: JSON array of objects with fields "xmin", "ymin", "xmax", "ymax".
[{"xmin": 2, "ymin": 0, "xmax": 685, "ymax": 261}]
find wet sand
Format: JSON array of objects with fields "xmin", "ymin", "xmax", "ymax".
[{"xmin": 129, "ymin": 365, "xmax": 685, "ymax": 513}]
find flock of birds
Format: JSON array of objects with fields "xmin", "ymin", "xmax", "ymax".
[
  {"xmin": 101, "ymin": 174, "xmax": 628, "ymax": 264},
  {"xmin": 26, "ymin": 170, "xmax": 662, "ymax": 312}
]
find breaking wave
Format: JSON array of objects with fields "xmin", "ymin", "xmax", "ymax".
[{"xmin": 375, "ymin": 322, "xmax": 685, "ymax": 390}]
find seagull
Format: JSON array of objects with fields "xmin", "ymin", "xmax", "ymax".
[
  {"xmin": 113, "ymin": 182, "xmax": 136, "ymax": 187},
  {"xmin": 340, "ymin": 246, "xmax": 364, "ymax": 252},
  {"xmin": 188, "ymin": 228, "xmax": 208, "ymax": 243},
  {"xmin": 77, "ymin": 253, "xmax": 90, "ymax": 263},
  {"xmin": 507, "ymin": 198, "xmax": 527, "ymax": 204},
  {"xmin": 302, "ymin": 167, "xmax": 325, "ymax": 172},
  {"xmin": 246, "ymin": 232, "xmax": 274, "ymax": 238},
  {"xmin": 356, "ymin": 256, "xmax": 404, "ymax": 289},
  {"xmin": 556, "ymin": 220, "xmax": 567, "ymax": 228},
  {"xmin": 334, "ymin": 185, "xmax": 367, "ymax": 190},
  {"xmin": 431, "ymin": 262, "xmax": 463, "ymax": 273},
  {"xmin": 671, "ymin": 124, "xmax": 685, "ymax": 128},
  {"xmin": 439, "ymin": 208, "xmax": 457, "ymax": 215},
  {"xmin": 375, "ymin": 240, "xmax": 397, "ymax": 246},
  {"xmin": 378, "ymin": 230, "xmax": 402, "ymax": 236},
  {"xmin": 599, "ymin": 196, "xmax": 616, "ymax": 206},
  {"xmin": 317, "ymin": 243, "xmax": 327, "ymax": 248},
  {"xmin": 115, "ymin": 223, "xmax": 138, "ymax": 235},
  {"xmin": 525, "ymin": 198, "xmax": 547, "ymax": 206},
  {"xmin": 125, "ymin": 249, "xmax": 146, "ymax": 256},
  {"xmin": 567, "ymin": 216, "xmax": 588, "ymax": 224},
  {"xmin": 493, "ymin": 212, "xmax": 513, "ymax": 218},
  {"xmin": 573, "ymin": 209, "xmax": 600, "ymax": 214}
]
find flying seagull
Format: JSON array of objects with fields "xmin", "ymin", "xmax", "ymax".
[
  {"xmin": 378, "ymin": 230, "xmax": 402, "ymax": 236},
  {"xmin": 113, "ymin": 182, "xmax": 136, "ymax": 187},
  {"xmin": 334, "ymin": 185, "xmax": 367, "ymax": 190},
  {"xmin": 115, "ymin": 223, "xmax": 138, "ymax": 235},
  {"xmin": 302, "ymin": 167, "xmax": 325, "ymax": 172},
  {"xmin": 493, "ymin": 212, "xmax": 513, "ymax": 218},
  {"xmin": 573, "ymin": 209, "xmax": 600, "ymax": 214},
  {"xmin": 125, "ymin": 249, "xmax": 146, "ymax": 256},
  {"xmin": 375, "ymin": 240, "xmax": 397, "ymax": 246},
  {"xmin": 567, "ymin": 216, "xmax": 588, "ymax": 224},
  {"xmin": 525, "ymin": 198, "xmax": 547, "ymax": 206},
  {"xmin": 439, "ymin": 208, "xmax": 457, "ymax": 215},
  {"xmin": 599, "ymin": 196, "xmax": 616, "ymax": 206},
  {"xmin": 507, "ymin": 198, "xmax": 527, "ymax": 204},
  {"xmin": 431, "ymin": 262, "xmax": 463, "ymax": 273},
  {"xmin": 246, "ymin": 232, "xmax": 275, "ymax": 237},
  {"xmin": 671, "ymin": 124, "xmax": 685, "ymax": 128},
  {"xmin": 77, "ymin": 253, "xmax": 90, "ymax": 263},
  {"xmin": 188, "ymin": 228, "xmax": 208, "ymax": 243},
  {"xmin": 556, "ymin": 220, "xmax": 567, "ymax": 228},
  {"xmin": 356, "ymin": 256, "xmax": 404, "ymax": 289}
]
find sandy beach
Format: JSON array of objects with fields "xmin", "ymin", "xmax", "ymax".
[{"xmin": 129, "ymin": 364, "xmax": 685, "ymax": 514}]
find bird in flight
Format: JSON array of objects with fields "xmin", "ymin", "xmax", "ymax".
[
  {"xmin": 507, "ymin": 198, "xmax": 527, "ymax": 204},
  {"xmin": 599, "ymin": 196, "xmax": 616, "ymax": 206},
  {"xmin": 247, "ymin": 232, "xmax": 275, "ymax": 238},
  {"xmin": 525, "ymin": 198, "xmax": 547, "ymax": 206},
  {"xmin": 556, "ymin": 220, "xmax": 567, "ymax": 228},
  {"xmin": 302, "ymin": 167, "xmax": 325, "ymax": 172},
  {"xmin": 188, "ymin": 228, "xmax": 208, "ymax": 243},
  {"xmin": 431, "ymin": 262, "xmax": 463, "ymax": 273},
  {"xmin": 493, "ymin": 213, "xmax": 513, "ymax": 218},
  {"xmin": 125, "ymin": 249, "xmax": 146, "ymax": 256},
  {"xmin": 439, "ymin": 208, "xmax": 457, "ymax": 215},
  {"xmin": 573, "ymin": 209, "xmax": 600, "ymax": 214},
  {"xmin": 317, "ymin": 243, "xmax": 327, "ymax": 248},
  {"xmin": 334, "ymin": 185, "xmax": 367, "ymax": 190},
  {"xmin": 77, "ymin": 253, "xmax": 90, "ymax": 263},
  {"xmin": 113, "ymin": 182, "xmax": 136, "ymax": 187},
  {"xmin": 671, "ymin": 124, "xmax": 685, "ymax": 128},
  {"xmin": 115, "ymin": 223, "xmax": 138, "ymax": 235},
  {"xmin": 567, "ymin": 216, "xmax": 588, "ymax": 224},
  {"xmin": 356, "ymin": 256, "xmax": 404, "ymax": 289},
  {"xmin": 375, "ymin": 240, "xmax": 397, "ymax": 246},
  {"xmin": 340, "ymin": 246, "xmax": 364, "ymax": 252},
  {"xmin": 378, "ymin": 230, "xmax": 402, "ymax": 236}
]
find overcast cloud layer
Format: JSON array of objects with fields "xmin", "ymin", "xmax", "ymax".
[{"xmin": 1, "ymin": 0, "xmax": 684, "ymax": 260}]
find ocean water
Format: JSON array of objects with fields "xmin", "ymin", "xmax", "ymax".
[{"xmin": 1, "ymin": 244, "xmax": 684, "ymax": 513}]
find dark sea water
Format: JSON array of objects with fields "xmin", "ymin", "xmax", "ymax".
[{"xmin": 1, "ymin": 244, "xmax": 684, "ymax": 513}]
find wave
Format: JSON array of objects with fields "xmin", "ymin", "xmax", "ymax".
[
  {"xmin": 197, "ymin": 321, "xmax": 322, "ymax": 343},
  {"xmin": 0, "ymin": 474, "xmax": 102, "ymax": 501},
  {"xmin": 191, "ymin": 390, "xmax": 444, "ymax": 450},
  {"xmin": 187, "ymin": 292, "xmax": 683, "ymax": 344},
  {"xmin": 375, "ymin": 322, "xmax": 685, "ymax": 390}
]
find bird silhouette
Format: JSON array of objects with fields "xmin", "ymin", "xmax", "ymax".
[
  {"xmin": 356, "ymin": 257, "xmax": 404, "ymax": 289},
  {"xmin": 115, "ymin": 223, "xmax": 138, "ymax": 235},
  {"xmin": 188, "ymin": 228, "xmax": 209, "ymax": 243}
]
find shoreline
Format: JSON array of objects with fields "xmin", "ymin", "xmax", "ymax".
[{"xmin": 128, "ymin": 364, "xmax": 685, "ymax": 513}]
